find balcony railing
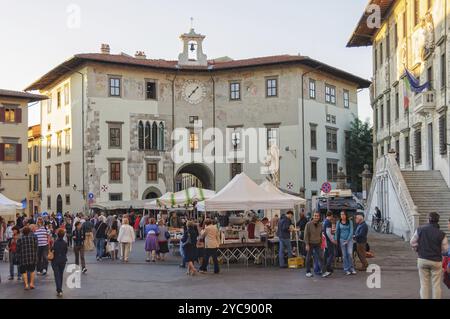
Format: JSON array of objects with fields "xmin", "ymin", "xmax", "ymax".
[{"xmin": 414, "ymin": 90, "xmax": 435, "ymax": 115}]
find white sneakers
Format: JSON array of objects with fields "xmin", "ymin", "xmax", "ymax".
[
  {"xmin": 305, "ymin": 272, "xmax": 313, "ymax": 278},
  {"xmin": 322, "ymin": 271, "xmax": 332, "ymax": 278}
]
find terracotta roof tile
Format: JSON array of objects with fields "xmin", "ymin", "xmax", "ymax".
[{"xmin": 0, "ymin": 89, "xmax": 48, "ymax": 101}]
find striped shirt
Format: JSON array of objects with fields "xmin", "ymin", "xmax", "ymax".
[{"xmin": 34, "ymin": 226, "xmax": 49, "ymax": 247}]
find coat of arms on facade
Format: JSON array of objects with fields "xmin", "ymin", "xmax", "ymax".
[{"xmin": 421, "ymin": 12, "xmax": 435, "ymax": 60}]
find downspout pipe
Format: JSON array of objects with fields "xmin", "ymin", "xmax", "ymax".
[
  {"xmin": 209, "ymin": 69, "xmax": 216, "ymax": 191},
  {"xmin": 170, "ymin": 71, "xmax": 178, "ymax": 192}
]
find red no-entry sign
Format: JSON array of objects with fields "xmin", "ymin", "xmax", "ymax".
[{"xmin": 321, "ymin": 182, "xmax": 332, "ymax": 194}]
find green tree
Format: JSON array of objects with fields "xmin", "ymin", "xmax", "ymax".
[{"xmin": 345, "ymin": 117, "xmax": 373, "ymax": 192}]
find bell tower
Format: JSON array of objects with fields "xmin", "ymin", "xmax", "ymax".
[{"xmin": 178, "ymin": 22, "xmax": 208, "ymax": 67}]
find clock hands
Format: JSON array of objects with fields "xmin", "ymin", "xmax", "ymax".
[{"xmin": 188, "ymin": 86, "xmax": 200, "ymax": 98}]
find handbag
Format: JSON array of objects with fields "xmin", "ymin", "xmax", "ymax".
[
  {"xmin": 165, "ymin": 231, "xmax": 171, "ymax": 240},
  {"xmin": 47, "ymin": 249, "xmax": 54, "ymax": 261}
]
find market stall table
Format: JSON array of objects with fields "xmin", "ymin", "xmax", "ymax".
[{"xmin": 218, "ymin": 241, "xmax": 267, "ymax": 269}]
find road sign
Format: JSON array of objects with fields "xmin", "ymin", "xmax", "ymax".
[
  {"xmin": 321, "ymin": 182, "xmax": 332, "ymax": 194},
  {"xmin": 88, "ymin": 192, "xmax": 94, "ymax": 199}
]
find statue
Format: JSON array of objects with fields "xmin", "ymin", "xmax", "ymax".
[{"xmin": 263, "ymin": 144, "xmax": 280, "ymax": 187}]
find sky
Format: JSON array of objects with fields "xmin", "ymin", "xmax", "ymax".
[{"xmin": 0, "ymin": 0, "xmax": 373, "ymax": 125}]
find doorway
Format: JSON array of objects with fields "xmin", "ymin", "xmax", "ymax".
[{"xmin": 428, "ymin": 123, "xmax": 434, "ymax": 170}]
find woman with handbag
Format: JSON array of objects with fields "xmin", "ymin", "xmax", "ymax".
[
  {"xmin": 117, "ymin": 218, "xmax": 135, "ymax": 262},
  {"xmin": 8, "ymin": 226, "xmax": 20, "ymax": 281},
  {"xmin": 156, "ymin": 219, "xmax": 170, "ymax": 261},
  {"xmin": 107, "ymin": 220, "xmax": 119, "ymax": 261},
  {"xmin": 49, "ymin": 228, "xmax": 68, "ymax": 297},
  {"xmin": 181, "ymin": 220, "xmax": 199, "ymax": 276},
  {"xmin": 335, "ymin": 211, "xmax": 356, "ymax": 276}
]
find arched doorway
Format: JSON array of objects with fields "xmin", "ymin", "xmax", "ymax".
[
  {"xmin": 56, "ymin": 195, "xmax": 63, "ymax": 214},
  {"xmin": 142, "ymin": 186, "xmax": 162, "ymax": 200},
  {"xmin": 175, "ymin": 163, "xmax": 214, "ymax": 191}
]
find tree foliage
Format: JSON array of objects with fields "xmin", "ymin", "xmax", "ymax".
[{"xmin": 345, "ymin": 117, "xmax": 373, "ymax": 192}]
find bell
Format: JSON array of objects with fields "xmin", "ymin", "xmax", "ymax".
[{"xmin": 189, "ymin": 42, "xmax": 196, "ymax": 52}]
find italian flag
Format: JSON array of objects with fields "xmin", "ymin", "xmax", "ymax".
[{"xmin": 403, "ymin": 76, "xmax": 410, "ymax": 110}]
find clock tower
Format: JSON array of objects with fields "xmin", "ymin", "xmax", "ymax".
[{"xmin": 178, "ymin": 27, "xmax": 208, "ymax": 67}]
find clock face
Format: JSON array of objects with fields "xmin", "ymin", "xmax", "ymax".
[{"xmin": 182, "ymin": 80, "xmax": 206, "ymax": 105}]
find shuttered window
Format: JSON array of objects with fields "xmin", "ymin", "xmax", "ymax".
[
  {"xmin": 414, "ymin": 128, "xmax": 422, "ymax": 163},
  {"xmin": 439, "ymin": 114, "xmax": 447, "ymax": 155}
]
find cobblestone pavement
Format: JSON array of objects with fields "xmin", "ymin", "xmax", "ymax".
[{"xmin": 0, "ymin": 231, "xmax": 448, "ymax": 299}]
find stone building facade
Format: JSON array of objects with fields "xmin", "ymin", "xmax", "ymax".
[
  {"xmin": 27, "ymin": 125, "xmax": 42, "ymax": 215},
  {"xmin": 27, "ymin": 29, "xmax": 369, "ymax": 213}
]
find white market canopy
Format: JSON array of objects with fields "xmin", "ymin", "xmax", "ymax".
[
  {"xmin": 0, "ymin": 193, "xmax": 23, "ymax": 216},
  {"xmin": 197, "ymin": 173, "xmax": 304, "ymax": 212},
  {"xmin": 146, "ymin": 187, "xmax": 216, "ymax": 209},
  {"xmin": 259, "ymin": 180, "xmax": 306, "ymax": 206},
  {"xmin": 91, "ymin": 199, "xmax": 153, "ymax": 211}
]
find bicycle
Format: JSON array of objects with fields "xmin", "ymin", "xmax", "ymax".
[
  {"xmin": 381, "ymin": 217, "xmax": 391, "ymax": 234},
  {"xmin": 371, "ymin": 215, "xmax": 382, "ymax": 233}
]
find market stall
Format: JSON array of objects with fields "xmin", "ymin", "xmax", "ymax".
[
  {"xmin": 196, "ymin": 173, "xmax": 305, "ymax": 268},
  {"xmin": 0, "ymin": 193, "xmax": 23, "ymax": 221},
  {"xmin": 90, "ymin": 199, "xmax": 153, "ymax": 214}
]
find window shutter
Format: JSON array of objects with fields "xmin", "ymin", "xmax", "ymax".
[
  {"xmin": 0, "ymin": 107, "xmax": 4, "ymax": 122},
  {"xmin": 16, "ymin": 144, "xmax": 22, "ymax": 162},
  {"xmin": 15, "ymin": 107, "xmax": 22, "ymax": 123},
  {"xmin": 439, "ymin": 115, "xmax": 447, "ymax": 155},
  {"xmin": 0, "ymin": 143, "xmax": 4, "ymax": 161}
]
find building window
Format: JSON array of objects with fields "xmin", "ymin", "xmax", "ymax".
[
  {"xmin": 395, "ymin": 91, "xmax": 399, "ymax": 120},
  {"xmin": 47, "ymin": 98, "xmax": 52, "ymax": 114},
  {"xmin": 56, "ymin": 164, "xmax": 61, "ymax": 188},
  {"xmin": 64, "ymin": 162, "xmax": 70, "ymax": 186},
  {"xmin": 28, "ymin": 147, "xmax": 32, "ymax": 164},
  {"xmin": 311, "ymin": 159, "xmax": 317, "ymax": 181},
  {"xmin": 56, "ymin": 132, "xmax": 62, "ymax": 156},
  {"xmin": 395, "ymin": 139, "xmax": 400, "ymax": 163},
  {"xmin": 231, "ymin": 162, "xmax": 242, "ymax": 179},
  {"xmin": 266, "ymin": 78, "xmax": 278, "ymax": 97},
  {"xmin": 374, "ymin": 106, "xmax": 378, "ymax": 131},
  {"xmin": 33, "ymin": 174, "xmax": 39, "ymax": 192},
  {"xmin": 5, "ymin": 108, "xmax": 16, "ymax": 122},
  {"xmin": 405, "ymin": 135, "xmax": 411, "ymax": 164},
  {"xmin": 33, "ymin": 145, "xmax": 39, "ymax": 162},
  {"xmin": 414, "ymin": 0, "xmax": 420, "ymax": 26},
  {"xmin": 439, "ymin": 114, "xmax": 447, "ymax": 155},
  {"xmin": 374, "ymin": 48, "xmax": 378, "ymax": 71},
  {"xmin": 325, "ymin": 84, "xmax": 336, "ymax": 104},
  {"xmin": 109, "ymin": 193, "xmax": 122, "ymax": 201},
  {"xmin": 309, "ymin": 79, "xmax": 316, "ymax": 99},
  {"xmin": 65, "ymin": 129, "xmax": 71, "ymax": 154},
  {"xmin": 326, "ymin": 128, "xmax": 338, "ymax": 152},
  {"xmin": 380, "ymin": 42, "xmax": 383, "ymax": 65},
  {"xmin": 441, "ymin": 53, "xmax": 446, "ymax": 88},
  {"xmin": 427, "ymin": 66, "xmax": 433, "ymax": 90},
  {"xmin": 29, "ymin": 175, "xmax": 31, "ymax": 192},
  {"xmin": 47, "ymin": 195, "xmax": 51, "ymax": 209},
  {"xmin": 327, "ymin": 160, "xmax": 338, "ymax": 182},
  {"xmin": 109, "ymin": 125, "xmax": 121, "ymax": 149},
  {"xmin": 46, "ymin": 166, "xmax": 51, "ymax": 188},
  {"xmin": 230, "ymin": 82, "xmax": 241, "ymax": 100},
  {"xmin": 109, "ymin": 77, "xmax": 121, "ymax": 97},
  {"xmin": 64, "ymin": 84, "xmax": 70, "ymax": 105},
  {"xmin": 380, "ymin": 104, "xmax": 384, "ymax": 128},
  {"xmin": 145, "ymin": 121, "xmax": 153, "ymax": 150},
  {"xmin": 414, "ymin": 128, "xmax": 422, "ymax": 163},
  {"xmin": 386, "ymin": 96, "xmax": 391, "ymax": 126},
  {"xmin": 3, "ymin": 143, "xmax": 19, "ymax": 161},
  {"xmin": 310, "ymin": 125, "xmax": 317, "ymax": 150},
  {"xmin": 57, "ymin": 90, "xmax": 61, "ymax": 108},
  {"xmin": 394, "ymin": 23, "xmax": 398, "ymax": 48},
  {"xmin": 403, "ymin": 11, "xmax": 407, "ymax": 38},
  {"xmin": 152, "ymin": 122, "xmax": 158, "ymax": 150},
  {"xmin": 47, "ymin": 135, "xmax": 51, "ymax": 159},
  {"xmin": 110, "ymin": 162, "xmax": 122, "ymax": 183},
  {"xmin": 65, "ymin": 194, "xmax": 70, "ymax": 205},
  {"xmin": 266, "ymin": 126, "xmax": 279, "ymax": 149},
  {"xmin": 189, "ymin": 131, "xmax": 199, "ymax": 150},
  {"xmin": 146, "ymin": 80, "xmax": 157, "ymax": 100},
  {"xmin": 189, "ymin": 116, "xmax": 199, "ymax": 124},
  {"xmin": 343, "ymin": 90, "xmax": 350, "ymax": 108},
  {"xmin": 147, "ymin": 163, "xmax": 158, "ymax": 182},
  {"xmin": 381, "ymin": 145, "xmax": 385, "ymax": 156},
  {"xmin": 138, "ymin": 121, "xmax": 144, "ymax": 150}
]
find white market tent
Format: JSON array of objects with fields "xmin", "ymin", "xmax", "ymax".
[
  {"xmin": 0, "ymin": 193, "xmax": 23, "ymax": 217},
  {"xmin": 197, "ymin": 173, "xmax": 304, "ymax": 212},
  {"xmin": 146, "ymin": 187, "xmax": 216, "ymax": 209},
  {"xmin": 91, "ymin": 199, "xmax": 153, "ymax": 211}
]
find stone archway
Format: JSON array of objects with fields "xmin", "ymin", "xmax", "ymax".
[
  {"xmin": 175, "ymin": 163, "xmax": 214, "ymax": 191},
  {"xmin": 142, "ymin": 186, "xmax": 162, "ymax": 200}
]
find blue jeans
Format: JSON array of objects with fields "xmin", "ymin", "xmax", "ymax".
[
  {"xmin": 324, "ymin": 242, "xmax": 336, "ymax": 272},
  {"xmin": 52, "ymin": 262, "xmax": 66, "ymax": 293},
  {"xmin": 96, "ymin": 238, "xmax": 105, "ymax": 258},
  {"xmin": 306, "ymin": 243, "xmax": 325, "ymax": 274},
  {"xmin": 278, "ymin": 238, "xmax": 293, "ymax": 267},
  {"xmin": 340, "ymin": 240, "xmax": 354, "ymax": 272}
]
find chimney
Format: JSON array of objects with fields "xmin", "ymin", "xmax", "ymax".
[
  {"xmin": 135, "ymin": 51, "xmax": 146, "ymax": 59},
  {"xmin": 100, "ymin": 44, "xmax": 110, "ymax": 54}
]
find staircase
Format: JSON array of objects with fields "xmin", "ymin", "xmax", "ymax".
[{"xmin": 402, "ymin": 170, "xmax": 450, "ymax": 238}]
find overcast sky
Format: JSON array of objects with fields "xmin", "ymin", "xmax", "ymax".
[{"xmin": 0, "ymin": 0, "xmax": 372, "ymax": 125}]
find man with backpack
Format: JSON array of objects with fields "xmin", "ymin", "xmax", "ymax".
[{"xmin": 410, "ymin": 212, "xmax": 448, "ymax": 299}]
